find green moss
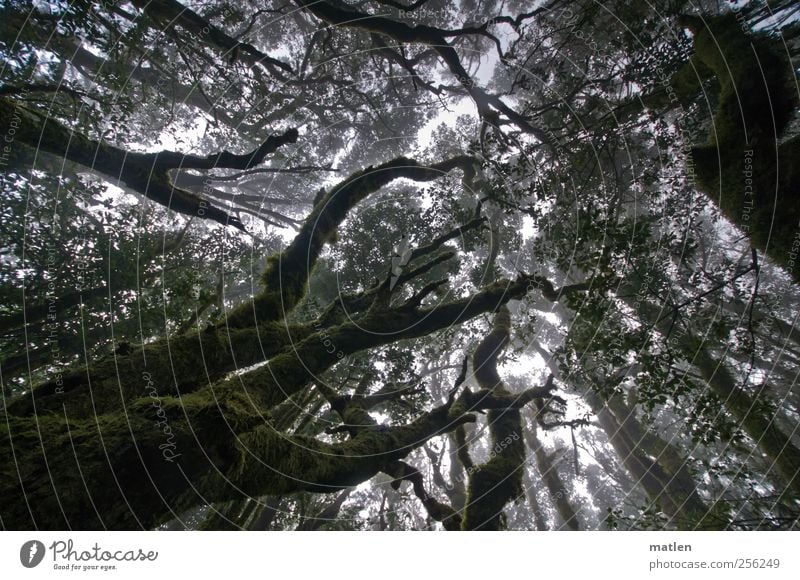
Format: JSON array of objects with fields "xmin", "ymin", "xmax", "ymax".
[
  {"xmin": 461, "ymin": 409, "xmax": 526, "ymax": 530},
  {"xmin": 0, "ymin": 382, "xmax": 271, "ymax": 529},
  {"xmin": 675, "ymin": 14, "xmax": 799, "ymax": 278},
  {"xmin": 461, "ymin": 307, "xmax": 527, "ymax": 530},
  {"xmin": 5, "ymin": 320, "xmax": 313, "ymax": 419}
]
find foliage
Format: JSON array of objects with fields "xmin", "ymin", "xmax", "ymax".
[{"xmin": 1, "ymin": 0, "xmax": 799, "ymax": 531}]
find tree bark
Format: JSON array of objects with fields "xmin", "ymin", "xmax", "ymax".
[{"xmin": 461, "ymin": 306, "xmax": 526, "ymax": 530}]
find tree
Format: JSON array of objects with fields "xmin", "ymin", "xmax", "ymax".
[{"xmin": 1, "ymin": 0, "xmax": 799, "ymax": 531}]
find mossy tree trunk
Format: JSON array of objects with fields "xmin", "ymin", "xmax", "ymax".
[
  {"xmin": 1, "ymin": 381, "xmax": 482, "ymax": 529},
  {"xmin": 1, "ymin": 148, "xmax": 577, "ymax": 529},
  {"xmin": 461, "ymin": 306, "xmax": 527, "ymax": 530},
  {"xmin": 671, "ymin": 15, "xmax": 799, "ymax": 278}
]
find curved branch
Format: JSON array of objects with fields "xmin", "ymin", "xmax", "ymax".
[
  {"xmin": 224, "ymin": 154, "xmax": 477, "ymax": 327},
  {"xmin": 217, "ymin": 273, "xmax": 564, "ymax": 411},
  {"xmin": 157, "ymin": 128, "xmax": 299, "ymax": 171}
]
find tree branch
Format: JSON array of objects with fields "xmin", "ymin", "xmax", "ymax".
[
  {"xmin": 224, "ymin": 154, "xmax": 477, "ymax": 327},
  {"xmin": 0, "ymin": 98, "xmax": 297, "ymax": 229},
  {"xmin": 296, "ymin": 0, "xmax": 553, "ymax": 144},
  {"xmin": 383, "ymin": 460, "xmax": 461, "ymax": 530},
  {"xmin": 130, "ymin": 0, "xmax": 293, "ymax": 74},
  {"xmin": 157, "ymin": 128, "xmax": 299, "ymax": 171}
]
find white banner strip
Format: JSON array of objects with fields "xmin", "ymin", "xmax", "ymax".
[{"xmin": 1, "ymin": 531, "xmax": 797, "ymax": 578}]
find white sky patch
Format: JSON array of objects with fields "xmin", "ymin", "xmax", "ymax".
[
  {"xmin": 419, "ymin": 190, "xmax": 433, "ymax": 210},
  {"xmin": 521, "ymin": 214, "xmax": 537, "ymax": 240},
  {"xmin": 502, "ymin": 351, "xmax": 547, "ymax": 378},
  {"xmin": 271, "ymin": 222, "xmax": 302, "ymax": 245},
  {"xmin": 543, "ymin": 310, "xmax": 563, "ymax": 327},
  {"xmin": 144, "ymin": 115, "xmax": 209, "ymax": 154},
  {"xmin": 416, "ymin": 97, "xmax": 474, "ymax": 148},
  {"xmin": 96, "ymin": 181, "xmax": 128, "ymax": 203},
  {"xmin": 327, "ymin": 126, "xmax": 359, "ymax": 171}
]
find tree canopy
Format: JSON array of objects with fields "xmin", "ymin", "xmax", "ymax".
[{"xmin": 1, "ymin": 0, "xmax": 799, "ymax": 531}]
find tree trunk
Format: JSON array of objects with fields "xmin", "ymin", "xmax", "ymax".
[
  {"xmin": 523, "ymin": 422, "xmax": 582, "ymax": 530},
  {"xmin": 690, "ymin": 342, "xmax": 800, "ymax": 499},
  {"xmin": 461, "ymin": 307, "xmax": 526, "ymax": 530},
  {"xmin": 622, "ymin": 285, "xmax": 800, "ymax": 502},
  {"xmin": 603, "ymin": 391, "xmax": 719, "ymax": 528}
]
